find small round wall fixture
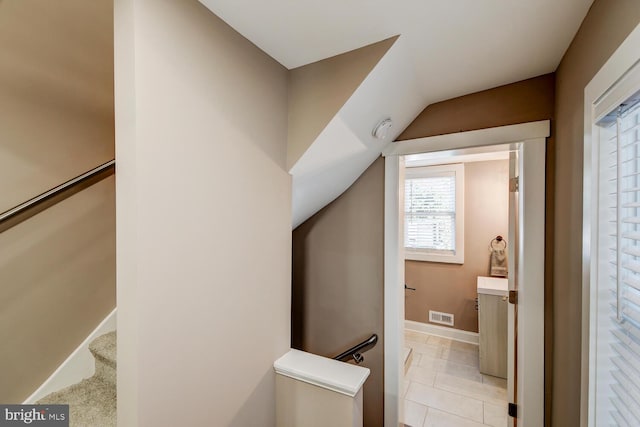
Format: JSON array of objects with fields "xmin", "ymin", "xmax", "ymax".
[{"xmin": 372, "ymin": 118, "xmax": 393, "ymax": 140}]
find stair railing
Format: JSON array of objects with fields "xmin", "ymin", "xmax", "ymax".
[
  {"xmin": 332, "ymin": 334, "xmax": 378, "ymax": 365},
  {"xmin": 0, "ymin": 160, "xmax": 115, "ymax": 233}
]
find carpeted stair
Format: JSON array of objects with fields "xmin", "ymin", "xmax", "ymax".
[{"xmin": 38, "ymin": 331, "xmax": 116, "ymax": 426}]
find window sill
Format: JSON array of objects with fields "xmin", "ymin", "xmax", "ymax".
[{"xmin": 405, "ymin": 250, "xmax": 464, "ymax": 264}]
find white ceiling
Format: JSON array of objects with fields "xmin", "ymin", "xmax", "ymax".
[{"xmin": 200, "ymin": 0, "xmax": 593, "ymax": 104}]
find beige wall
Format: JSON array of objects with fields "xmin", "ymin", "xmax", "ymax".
[
  {"xmin": 0, "ymin": 0, "xmax": 116, "ymax": 403},
  {"xmin": 397, "ymin": 74, "xmax": 555, "ymax": 141},
  {"xmin": 396, "ymin": 73, "xmax": 555, "ymax": 422},
  {"xmin": 292, "ymin": 157, "xmax": 385, "ymax": 427},
  {"xmin": 114, "ymin": 1, "xmax": 291, "ymax": 426},
  {"xmin": 553, "ymin": 1, "xmax": 640, "ymax": 425},
  {"xmin": 396, "ymin": 2, "xmax": 640, "ymax": 423},
  {"xmin": 290, "ymin": 70, "xmax": 553, "ymax": 427},
  {"xmin": 276, "ymin": 375, "xmax": 364, "ymax": 427},
  {"xmin": 405, "ymin": 160, "xmax": 509, "ymax": 333},
  {"xmin": 0, "ymin": 0, "xmax": 115, "ymax": 212},
  {"xmin": 287, "ymin": 37, "xmax": 396, "ymax": 170},
  {"xmin": 0, "ymin": 177, "xmax": 116, "ymax": 403}
]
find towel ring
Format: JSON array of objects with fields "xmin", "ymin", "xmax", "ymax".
[{"xmin": 490, "ymin": 236, "xmax": 507, "ymax": 250}]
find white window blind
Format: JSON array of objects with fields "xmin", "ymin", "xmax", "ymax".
[
  {"xmin": 405, "ymin": 174, "xmax": 456, "ymax": 251},
  {"xmin": 403, "ymin": 163, "xmax": 464, "ymax": 263},
  {"xmin": 596, "ymin": 97, "xmax": 640, "ymax": 426}
]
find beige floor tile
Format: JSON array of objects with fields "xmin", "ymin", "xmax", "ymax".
[
  {"xmin": 411, "ymin": 352, "xmax": 422, "ymax": 366},
  {"xmin": 423, "ymin": 408, "xmax": 489, "ymax": 427},
  {"xmin": 434, "ymin": 372, "xmax": 508, "ymax": 405},
  {"xmin": 440, "ymin": 360, "xmax": 482, "ymax": 383},
  {"xmin": 482, "ymin": 374, "xmax": 507, "ymax": 389},
  {"xmin": 405, "ymin": 338, "xmax": 426, "ymax": 349},
  {"xmin": 454, "ymin": 341, "xmax": 480, "ymax": 353},
  {"xmin": 441, "ymin": 347, "xmax": 480, "ymax": 367},
  {"xmin": 406, "ymin": 381, "xmax": 484, "ymax": 423},
  {"xmin": 483, "ymin": 401, "xmax": 508, "ymax": 427},
  {"xmin": 404, "ymin": 330, "xmax": 509, "ymax": 427},
  {"xmin": 410, "ymin": 341, "xmax": 443, "ymax": 359},
  {"xmin": 424, "ymin": 335, "xmax": 453, "ymax": 347},
  {"xmin": 427, "ymin": 335, "xmax": 479, "ymax": 353},
  {"xmin": 417, "ymin": 354, "xmax": 444, "ymax": 371},
  {"xmin": 406, "ymin": 365, "xmax": 438, "ymax": 386},
  {"xmin": 404, "ymin": 400, "xmax": 428, "ymax": 427},
  {"xmin": 405, "ymin": 330, "xmax": 429, "ymax": 343},
  {"xmin": 429, "ymin": 356, "xmax": 484, "ymax": 383}
]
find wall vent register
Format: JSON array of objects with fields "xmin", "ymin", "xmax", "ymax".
[{"xmin": 429, "ymin": 310, "xmax": 454, "ymax": 326}]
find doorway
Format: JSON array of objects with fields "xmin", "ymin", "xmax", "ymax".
[
  {"xmin": 383, "ymin": 121, "xmax": 548, "ymax": 427},
  {"xmin": 402, "ymin": 146, "xmax": 511, "ymax": 426}
]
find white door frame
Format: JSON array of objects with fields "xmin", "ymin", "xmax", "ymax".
[{"xmin": 382, "ymin": 120, "xmax": 549, "ymax": 426}]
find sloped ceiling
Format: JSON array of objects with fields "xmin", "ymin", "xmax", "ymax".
[
  {"xmin": 287, "ymin": 36, "xmax": 397, "ymax": 171},
  {"xmin": 200, "ymin": 0, "xmax": 593, "ymax": 103},
  {"xmin": 289, "ymin": 36, "xmax": 426, "ymax": 227},
  {"xmin": 199, "ymin": 0, "xmax": 594, "ymax": 228}
]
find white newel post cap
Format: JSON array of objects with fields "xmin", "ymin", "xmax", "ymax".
[{"xmin": 274, "ymin": 349, "xmax": 370, "ymax": 397}]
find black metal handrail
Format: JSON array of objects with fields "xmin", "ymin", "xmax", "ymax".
[
  {"xmin": 0, "ymin": 160, "xmax": 115, "ymax": 233},
  {"xmin": 332, "ymin": 334, "xmax": 378, "ymax": 365}
]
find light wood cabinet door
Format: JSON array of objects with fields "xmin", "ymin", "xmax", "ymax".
[{"xmin": 478, "ymin": 293, "xmax": 508, "ymax": 378}]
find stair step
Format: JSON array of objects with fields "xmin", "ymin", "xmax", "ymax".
[
  {"xmin": 89, "ymin": 331, "xmax": 116, "ymax": 387},
  {"xmin": 37, "ymin": 376, "xmax": 116, "ymax": 427},
  {"xmin": 89, "ymin": 331, "xmax": 116, "ymax": 366},
  {"xmin": 37, "ymin": 330, "xmax": 117, "ymax": 426}
]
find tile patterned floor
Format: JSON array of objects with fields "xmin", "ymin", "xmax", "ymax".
[{"xmin": 403, "ymin": 330, "xmax": 508, "ymax": 427}]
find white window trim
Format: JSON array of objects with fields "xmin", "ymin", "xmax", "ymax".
[
  {"xmin": 404, "ymin": 163, "xmax": 464, "ymax": 264},
  {"xmin": 582, "ymin": 22, "xmax": 640, "ymax": 427}
]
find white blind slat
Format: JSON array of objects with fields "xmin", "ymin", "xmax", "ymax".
[
  {"xmin": 623, "ymin": 232, "xmax": 640, "ymax": 241},
  {"xmin": 625, "ymin": 277, "xmax": 640, "ymax": 293},
  {"xmin": 611, "ymin": 384, "xmax": 640, "ymax": 425},
  {"xmin": 622, "ymin": 246, "xmax": 640, "ymax": 257},
  {"xmin": 597, "ymin": 100, "xmax": 640, "ymax": 424},
  {"xmin": 404, "ymin": 170, "xmax": 458, "ymax": 251}
]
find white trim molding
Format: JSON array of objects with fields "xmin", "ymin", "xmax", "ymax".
[
  {"xmin": 383, "ymin": 120, "xmax": 550, "ymax": 157},
  {"xmin": 384, "ymin": 155, "xmax": 405, "ymax": 426},
  {"xmin": 516, "ymin": 137, "xmax": 546, "ymax": 426},
  {"xmin": 23, "ymin": 309, "xmax": 117, "ymax": 404},
  {"xmin": 405, "ymin": 320, "xmax": 479, "ymax": 345},
  {"xmin": 581, "ymin": 22, "xmax": 640, "ymax": 427},
  {"xmin": 384, "ymin": 121, "xmax": 546, "ymax": 427}
]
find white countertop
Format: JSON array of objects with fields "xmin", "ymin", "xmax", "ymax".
[
  {"xmin": 274, "ymin": 349, "xmax": 370, "ymax": 397},
  {"xmin": 477, "ymin": 276, "xmax": 508, "ymax": 297}
]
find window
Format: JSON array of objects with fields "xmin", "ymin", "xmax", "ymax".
[
  {"xmin": 591, "ymin": 75, "xmax": 640, "ymax": 423},
  {"xmin": 404, "ymin": 163, "xmax": 464, "ymax": 263}
]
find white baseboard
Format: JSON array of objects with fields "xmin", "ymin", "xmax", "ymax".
[
  {"xmin": 405, "ymin": 319, "xmax": 479, "ymax": 345},
  {"xmin": 23, "ymin": 308, "xmax": 117, "ymax": 404}
]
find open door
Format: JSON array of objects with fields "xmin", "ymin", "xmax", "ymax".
[
  {"xmin": 509, "ymin": 140, "xmax": 546, "ymax": 426},
  {"xmin": 507, "ymin": 150, "xmax": 519, "ymax": 425}
]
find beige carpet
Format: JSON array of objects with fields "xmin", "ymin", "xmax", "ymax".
[{"xmin": 38, "ymin": 331, "xmax": 116, "ymax": 427}]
